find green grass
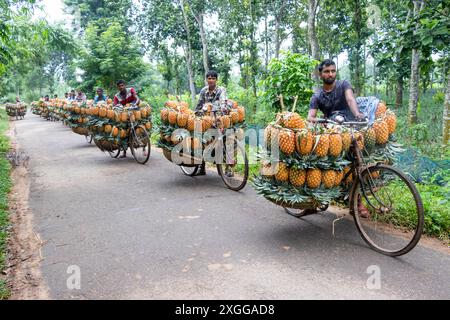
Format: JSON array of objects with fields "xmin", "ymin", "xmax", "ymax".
[{"xmin": 0, "ymin": 108, "xmax": 11, "ymax": 299}]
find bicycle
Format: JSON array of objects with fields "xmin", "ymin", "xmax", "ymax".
[
  {"xmin": 170, "ymin": 104, "xmax": 249, "ymax": 191},
  {"xmin": 103, "ymin": 105, "xmax": 151, "ymax": 164},
  {"xmin": 284, "ymin": 118, "xmax": 424, "ymax": 257}
]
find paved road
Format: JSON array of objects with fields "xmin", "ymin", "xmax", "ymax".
[{"xmin": 13, "ymin": 114, "xmax": 450, "ymax": 299}]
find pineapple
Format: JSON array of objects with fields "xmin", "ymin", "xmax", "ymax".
[
  {"xmin": 296, "ymin": 130, "xmax": 314, "ymax": 155},
  {"xmin": 264, "ymin": 125, "xmax": 272, "ymax": 147},
  {"xmin": 165, "ymin": 101, "xmax": 178, "ymax": 109},
  {"xmin": 112, "ymin": 126, "xmax": 119, "ymax": 137},
  {"xmin": 237, "ymin": 106, "xmax": 245, "ymax": 122},
  {"xmin": 376, "ymin": 102, "xmax": 387, "ymax": 118},
  {"xmin": 323, "ymin": 170, "xmax": 337, "ymax": 189},
  {"xmin": 230, "ymin": 111, "xmax": 239, "ymax": 124},
  {"xmin": 107, "ymin": 109, "xmax": 115, "ymax": 120},
  {"xmin": 328, "ymin": 133, "xmax": 343, "ymax": 157},
  {"xmin": 187, "ymin": 115, "xmax": 196, "ymax": 131},
  {"xmin": 160, "ymin": 108, "xmax": 169, "ymax": 123},
  {"xmin": 334, "ymin": 170, "xmax": 344, "ymax": 186},
  {"xmin": 220, "ymin": 115, "xmax": 231, "ymax": 128},
  {"xmin": 306, "ymin": 169, "xmax": 322, "ymax": 189},
  {"xmin": 261, "ymin": 161, "xmax": 275, "ymax": 178},
  {"xmin": 282, "ymin": 112, "xmax": 306, "ymax": 129},
  {"xmin": 370, "ymin": 169, "xmax": 380, "ymax": 179},
  {"xmin": 120, "ymin": 111, "xmax": 129, "ymax": 122},
  {"xmin": 270, "ymin": 127, "xmax": 280, "ymax": 149},
  {"xmin": 99, "ymin": 107, "xmax": 107, "ymax": 118},
  {"xmin": 385, "ymin": 110, "xmax": 397, "ymax": 134},
  {"xmin": 177, "ymin": 113, "xmax": 188, "ymax": 128},
  {"xmin": 314, "ymin": 134, "xmax": 330, "ymax": 158},
  {"xmin": 343, "ymin": 167, "xmax": 353, "ymax": 185},
  {"xmin": 275, "ymin": 162, "xmax": 289, "ymax": 182},
  {"xmin": 279, "ymin": 129, "xmax": 296, "ymax": 155},
  {"xmin": 373, "ymin": 119, "xmax": 389, "ymax": 144},
  {"xmin": 289, "ymin": 168, "xmax": 306, "ymax": 187},
  {"xmin": 354, "ymin": 132, "xmax": 365, "ymax": 150},
  {"xmin": 168, "ymin": 110, "xmax": 178, "ymax": 125},
  {"xmin": 202, "ymin": 116, "xmax": 214, "ymax": 131},
  {"xmin": 363, "ymin": 127, "xmax": 376, "ymax": 151},
  {"xmin": 133, "ymin": 110, "xmax": 142, "ymax": 121}
]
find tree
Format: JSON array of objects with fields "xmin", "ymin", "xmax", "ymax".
[
  {"xmin": 307, "ymin": 0, "xmax": 320, "ymax": 64},
  {"xmin": 408, "ymin": 0, "xmax": 426, "ymax": 124},
  {"xmin": 261, "ymin": 51, "xmax": 317, "ymax": 113},
  {"xmin": 77, "ymin": 21, "xmax": 145, "ymax": 94},
  {"xmin": 443, "ymin": 72, "xmax": 450, "ymax": 145}
]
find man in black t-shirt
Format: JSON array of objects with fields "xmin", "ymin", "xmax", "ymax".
[
  {"xmin": 308, "ymin": 59, "xmax": 365, "ymax": 122},
  {"xmin": 308, "ymin": 59, "xmax": 370, "ymax": 218}
]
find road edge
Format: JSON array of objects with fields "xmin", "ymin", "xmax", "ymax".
[{"xmin": 4, "ymin": 121, "xmax": 50, "ymax": 300}]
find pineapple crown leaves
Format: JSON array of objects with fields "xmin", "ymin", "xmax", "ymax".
[{"xmin": 252, "ymin": 175, "xmax": 344, "ymax": 207}]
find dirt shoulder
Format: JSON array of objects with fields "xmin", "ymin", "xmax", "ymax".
[{"xmin": 3, "ymin": 122, "xmax": 49, "ymax": 299}]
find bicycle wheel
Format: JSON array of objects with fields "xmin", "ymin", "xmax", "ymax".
[
  {"xmin": 108, "ymin": 147, "xmax": 121, "ymax": 158},
  {"xmin": 284, "ymin": 204, "xmax": 329, "ymax": 218},
  {"xmin": 85, "ymin": 134, "xmax": 93, "ymax": 144},
  {"xmin": 350, "ymin": 164, "xmax": 424, "ymax": 256},
  {"xmin": 216, "ymin": 138, "xmax": 248, "ymax": 191},
  {"xmin": 180, "ymin": 165, "xmax": 199, "ymax": 176},
  {"xmin": 130, "ymin": 125, "xmax": 151, "ymax": 164}
]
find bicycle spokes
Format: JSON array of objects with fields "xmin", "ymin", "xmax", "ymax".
[{"xmin": 353, "ymin": 165, "xmax": 424, "ymax": 256}]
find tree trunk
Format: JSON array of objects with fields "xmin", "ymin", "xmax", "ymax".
[
  {"xmin": 274, "ymin": 0, "xmax": 288, "ymax": 60},
  {"xmin": 395, "ymin": 77, "xmax": 403, "ymax": 108},
  {"xmin": 264, "ymin": 12, "xmax": 269, "ymax": 72},
  {"xmin": 275, "ymin": 16, "xmax": 281, "ymax": 60},
  {"xmin": 408, "ymin": 0, "xmax": 425, "ymax": 124},
  {"xmin": 193, "ymin": 11, "xmax": 209, "ymax": 78},
  {"xmin": 443, "ymin": 72, "xmax": 450, "ymax": 145},
  {"xmin": 181, "ymin": 0, "xmax": 196, "ymax": 106},
  {"xmin": 307, "ymin": 0, "xmax": 320, "ymax": 63},
  {"xmin": 353, "ymin": 0, "xmax": 362, "ymax": 97},
  {"xmin": 373, "ymin": 59, "xmax": 377, "ymax": 95}
]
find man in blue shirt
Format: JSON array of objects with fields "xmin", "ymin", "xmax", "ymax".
[{"xmin": 94, "ymin": 88, "xmax": 108, "ymax": 105}]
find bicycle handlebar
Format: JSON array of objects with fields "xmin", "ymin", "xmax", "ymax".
[{"xmin": 315, "ymin": 118, "xmax": 368, "ymax": 127}]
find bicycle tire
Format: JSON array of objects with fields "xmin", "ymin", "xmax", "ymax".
[
  {"xmin": 130, "ymin": 125, "xmax": 151, "ymax": 164},
  {"xmin": 350, "ymin": 164, "xmax": 424, "ymax": 256},
  {"xmin": 181, "ymin": 165, "xmax": 199, "ymax": 176},
  {"xmin": 216, "ymin": 138, "xmax": 248, "ymax": 191}
]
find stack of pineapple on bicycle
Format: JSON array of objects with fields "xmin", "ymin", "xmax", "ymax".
[
  {"xmin": 158, "ymin": 98, "xmax": 246, "ymax": 167},
  {"xmin": 5, "ymin": 103, "xmax": 27, "ymax": 119},
  {"xmin": 252, "ymin": 95, "xmax": 402, "ymax": 212},
  {"xmin": 31, "ymin": 101, "xmax": 40, "ymax": 116},
  {"xmin": 88, "ymin": 100, "xmax": 152, "ymax": 163},
  {"xmin": 65, "ymin": 100, "xmax": 93, "ymax": 136}
]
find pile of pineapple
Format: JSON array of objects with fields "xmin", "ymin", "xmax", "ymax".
[
  {"xmin": 88, "ymin": 100, "xmax": 152, "ymax": 150},
  {"xmin": 5, "ymin": 103, "xmax": 27, "ymax": 118},
  {"xmin": 253, "ymin": 101, "xmax": 399, "ymax": 209},
  {"xmin": 31, "ymin": 102, "xmax": 40, "ymax": 115},
  {"xmin": 158, "ymin": 100, "xmax": 246, "ymax": 162},
  {"xmin": 64, "ymin": 100, "xmax": 93, "ymax": 135}
]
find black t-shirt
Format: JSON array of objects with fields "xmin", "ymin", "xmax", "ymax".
[{"xmin": 309, "ymin": 80, "xmax": 353, "ymax": 119}]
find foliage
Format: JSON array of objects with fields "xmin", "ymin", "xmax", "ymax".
[
  {"xmin": 261, "ymin": 52, "xmax": 318, "ymax": 113},
  {"xmin": 76, "ymin": 20, "xmax": 146, "ymax": 94},
  {"xmin": 0, "ymin": 109, "xmax": 11, "ymax": 299},
  {"xmin": 388, "ymin": 169, "xmax": 450, "ymax": 240}
]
